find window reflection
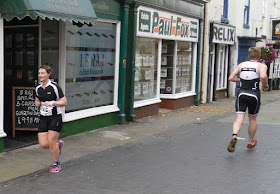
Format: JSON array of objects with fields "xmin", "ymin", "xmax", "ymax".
[
  {"xmin": 41, "ymin": 19, "xmax": 59, "ymax": 82},
  {"xmin": 134, "ymin": 37, "xmax": 158, "ymax": 101},
  {"xmin": 15, "ymin": 33, "xmax": 23, "ymax": 48},
  {"xmin": 27, "ymin": 33, "xmax": 34, "ymax": 47},
  {"xmin": 65, "ymin": 22, "xmax": 117, "ymax": 112}
]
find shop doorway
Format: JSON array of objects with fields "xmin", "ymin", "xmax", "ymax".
[{"xmin": 4, "ymin": 22, "xmax": 39, "ymax": 148}]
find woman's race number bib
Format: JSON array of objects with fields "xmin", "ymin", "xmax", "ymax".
[{"xmin": 40, "ymin": 102, "xmax": 53, "ymax": 116}]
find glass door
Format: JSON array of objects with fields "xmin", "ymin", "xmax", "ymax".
[
  {"xmin": 4, "ymin": 27, "xmax": 38, "ymax": 136},
  {"xmin": 5, "ymin": 27, "xmax": 39, "ymax": 87}
]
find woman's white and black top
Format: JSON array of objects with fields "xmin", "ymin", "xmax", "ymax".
[
  {"xmin": 239, "ymin": 61, "xmax": 260, "ymax": 90},
  {"xmin": 35, "ymin": 80, "xmax": 64, "ymax": 116}
]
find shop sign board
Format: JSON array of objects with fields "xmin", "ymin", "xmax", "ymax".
[
  {"xmin": 272, "ymin": 20, "xmax": 280, "ymax": 40},
  {"xmin": 137, "ymin": 6, "xmax": 199, "ymax": 42},
  {"xmin": 210, "ymin": 23, "xmax": 236, "ymax": 45},
  {"xmin": 12, "ymin": 87, "xmax": 40, "ymax": 137}
]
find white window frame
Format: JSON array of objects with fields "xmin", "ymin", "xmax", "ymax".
[
  {"xmin": 160, "ymin": 41, "xmax": 197, "ymax": 99},
  {"xmin": 61, "ymin": 19, "xmax": 120, "ymax": 122},
  {"xmin": 134, "ymin": 39, "xmax": 162, "ymax": 108},
  {"xmin": 0, "ymin": 18, "xmax": 7, "ymax": 138},
  {"xmin": 216, "ymin": 44, "xmax": 228, "ymax": 90}
]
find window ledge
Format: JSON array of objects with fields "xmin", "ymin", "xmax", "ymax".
[
  {"xmin": 64, "ymin": 105, "xmax": 119, "ymax": 122},
  {"xmin": 221, "ymin": 17, "xmax": 229, "ymax": 24},
  {"xmin": 134, "ymin": 98, "xmax": 162, "ymax": 108},
  {"xmin": 160, "ymin": 91, "xmax": 196, "ymax": 99},
  {"xmin": 243, "ymin": 24, "xmax": 250, "ymax": 29}
]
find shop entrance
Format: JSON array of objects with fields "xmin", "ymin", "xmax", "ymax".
[{"xmin": 4, "ymin": 20, "xmax": 39, "ymax": 146}]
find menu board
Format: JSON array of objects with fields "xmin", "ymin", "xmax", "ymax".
[{"xmin": 12, "ymin": 87, "xmax": 40, "ymax": 137}]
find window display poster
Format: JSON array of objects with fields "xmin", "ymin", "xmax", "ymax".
[
  {"xmin": 142, "ymin": 83, "xmax": 149, "ymax": 94},
  {"xmin": 135, "ymin": 83, "xmax": 141, "ymax": 96},
  {"xmin": 161, "ymin": 56, "xmax": 167, "ymax": 65},
  {"xmin": 160, "ymin": 81, "xmax": 166, "ymax": 89},
  {"xmin": 145, "ymin": 69, "xmax": 153, "ymax": 80},
  {"xmin": 161, "ymin": 68, "xmax": 167, "ymax": 77}
]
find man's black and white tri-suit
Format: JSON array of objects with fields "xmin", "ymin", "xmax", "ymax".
[
  {"xmin": 236, "ymin": 60, "xmax": 261, "ymax": 116},
  {"xmin": 35, "ymin": 80, "xmax": 65, "ymax": 133}
]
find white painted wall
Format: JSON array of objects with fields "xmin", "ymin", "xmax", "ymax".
[{"xmin": 201, "ymin": 0, "xmax": 280, "ymax": 102}]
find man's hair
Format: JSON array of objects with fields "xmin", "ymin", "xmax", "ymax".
[
  {"xmin": 39, "ymin": 65, "xmax": 52, "ymax": 74},
  {"xmin": 248, "ymin": 47, "xmax": 261, "ymax": 59}
]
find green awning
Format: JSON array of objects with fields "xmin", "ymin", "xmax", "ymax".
[{"xmin": 0, "ymin": 0, "xmax": 97, "ymax": 24}]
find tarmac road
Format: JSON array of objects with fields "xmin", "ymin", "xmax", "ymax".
[{"xmin": 1, "ymin": 90, "xmax": 280, "ymax": 193}]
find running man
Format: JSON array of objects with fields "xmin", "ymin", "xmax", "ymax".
[
  {"xmin": 35, "ymin": 65, "xmax": 67, "ymax": 172},
  {"xmin": 227, "ymin": 47, "xmax": 268, "ymax": 152}
]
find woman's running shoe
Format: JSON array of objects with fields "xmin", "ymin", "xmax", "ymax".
[{"xmin": 50, "ymin": 163, "xmax": 61, "ymax": 173}]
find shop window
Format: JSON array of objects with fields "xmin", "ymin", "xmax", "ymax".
[
  {"xmin": 243, "ymin": 0, "xmax": 250, "ymax": 29},
  {"xmin": 41, "ymin": 19, "xmax": 59, "ymax": 82},
  {"xmin": 216, "ymin": 45, "xmax": 228, "ymax": 90},
  {"xmin": 175, "ymin": 42, "xmax": 193, "ymax": 93},
  {"xmin": 160, "ymin": 40, "xmax": 194, "ymax": 95},
  {"xmin": 65, "ymin": 22, "xmax": 117, "ymax": 113},
  {"xmin": 221, "ymin": 0, "xmax": 229, "ymax": 24},
  {"xmin": 161, "ymin": 40, "xmax": 175, "ymax": 94},
  {"xmin": 134, "ymin": 37, "xmax": 158, "ymax": 102}
]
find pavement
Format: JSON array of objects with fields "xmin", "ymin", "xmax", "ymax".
[{"xmin": 0, "ymin": 89, "xmax": 280, "ymax": 183}]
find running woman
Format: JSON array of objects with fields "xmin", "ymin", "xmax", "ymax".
[
  {"xmin": 227, "ymin": 47, "xmax": 268, "ymax": 152},
  {"xmin": 35, "ymin": 65, "xmax": 67, "ymax": 172}
]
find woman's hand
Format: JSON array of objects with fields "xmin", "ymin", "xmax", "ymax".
[{"xmin": 35, "ymin": 97, "xmax": 41, "ymax": 108}]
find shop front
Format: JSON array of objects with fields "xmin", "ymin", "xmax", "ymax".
[
  {"xmin": 132, "ymin": 2, "xmax": 204, "ymax": 118},
  {"xmin": 271, "ymin": 20, "xmax": 280, "ymax": 90},
  {"xmin": 207, "ymin": 22, "xmax": 236, "ymax": 102},
  {"xmin": 0, "ymin": 0, "xmax": 121, "ymax": 152}
]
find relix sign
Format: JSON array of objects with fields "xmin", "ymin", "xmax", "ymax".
[
  {"xmin": 137, "ymin": 6, "xmax": 199, "ymax": 42},
  {"xmin": 210, "ymin": 23, "xmax": 236, "ymax": 45}
]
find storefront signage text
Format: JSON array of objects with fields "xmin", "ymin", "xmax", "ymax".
[
  {"xmin": 92, "ymin": 2, "xmax": 109, "ymax": 11},
  {"xmin": 137, "ymin": 6, "xmax": 199, "ymax": 42},
  {"xmin": 47, "ymin": 0, "xmax": 81, "ymax": 14},
  {"xmin": 79, "ymin": 53, "xmax": 105, "ymax": 76},
  {"xmin": 211, "ymin": 23, "xmax": 235, "ymax": 45}
]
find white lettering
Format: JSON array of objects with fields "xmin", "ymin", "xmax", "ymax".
[
  {"xmin": 141, "ymin": 12, "xmax": 149, "ymax": 20},
  {"xmin": 140, "ymin": 23, "xmax": 149, "ymax": 31}
]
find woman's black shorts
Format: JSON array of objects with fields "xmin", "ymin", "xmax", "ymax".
[{"xmin": 38, "ymin": 114, "xmax": 63, "ymax": 133}]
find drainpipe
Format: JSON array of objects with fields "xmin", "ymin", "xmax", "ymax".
[
  {"xmin": 124, "ymin": 3, "xmax": 137, "ymax": 122},
  {"xmin": 117, "ymin": 1, "xmax": 130, "ymax": 124},
  {"xmin": 194, "ymin": 19, "xmax": 202, "ymax": 106},
  {"xmin": 200, "ymin": 3, "xmax": 206, "ymax": 104}
]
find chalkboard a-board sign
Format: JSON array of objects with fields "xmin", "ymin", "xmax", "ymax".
[{"xmin": 12, "ymin": 87, "xmax": 40, "ymax": 137}]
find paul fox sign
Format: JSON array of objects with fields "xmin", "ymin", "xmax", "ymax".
[{"xmin": 137, "ymin": 6, "xmax": 199, "ymax": 42}]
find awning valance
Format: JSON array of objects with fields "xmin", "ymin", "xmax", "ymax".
[{"xmin": 0, "ymin": 0, "xmax": 97, "ymax": 24}]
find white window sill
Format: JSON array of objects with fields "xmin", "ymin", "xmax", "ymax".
[
  {"xmin": 216, "ymin": 87, "xmax": 227, "ymax": 91},
  {"xmin": 0, "ymin": 131, "xmax": 7, "ymax": 138},
  {"xmin": 134, "ymin": 98, "xmax": 162, "ymax": 108},
  {"xmin": 64, "ymin": 105, "xmax": 120, "ymax": 122},
  {"xmin": 160, "ymin": 91, "xmax": 196, "ymax": 99}
]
